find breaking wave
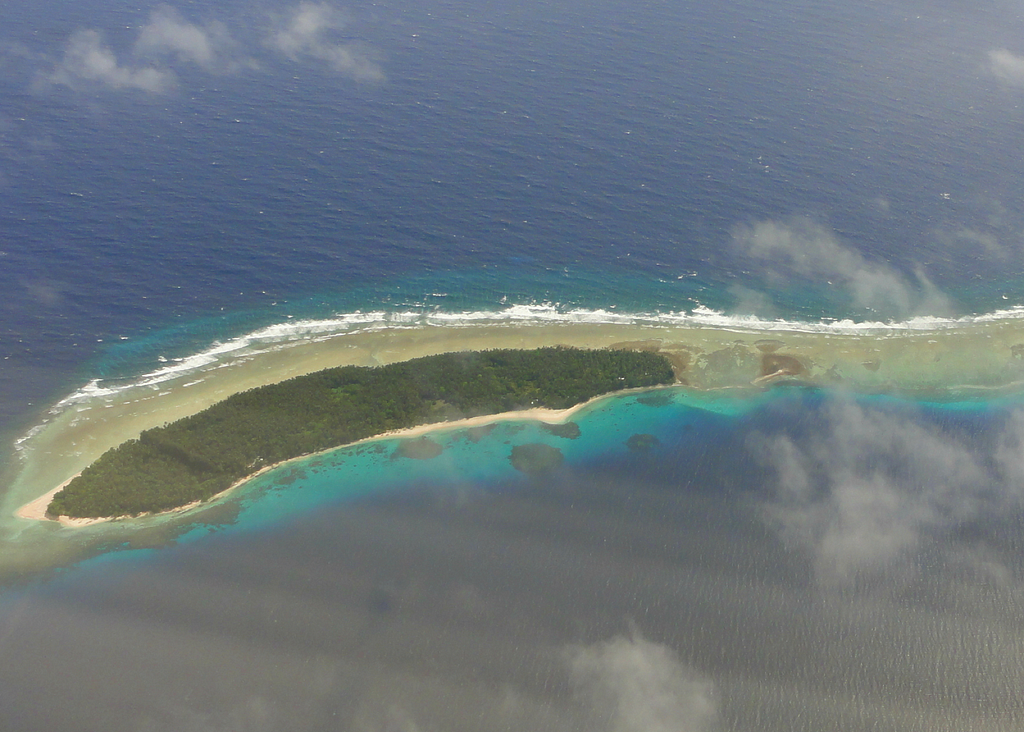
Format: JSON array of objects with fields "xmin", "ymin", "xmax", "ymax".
[{"xmin": 19, "ymin": 301, "xmax": 1024, "ymax": 448}]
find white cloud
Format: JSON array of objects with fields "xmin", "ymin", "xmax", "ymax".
[
  {"xmin": 47, "ymin": 4, "xmax": 382, "ymax": 96},
  {"xmin": 569, "ymin": 634, "xmax": 717, "ymax": 732},
  {"xmin": 988, "ymin": 48, "xmax": 1024, "ymax": 86},
  {"xmin": 733, "ymin": 218, "xmax": 951, "ymax": 317},
  {"xmin": 50, "ymin": 30, "xmax": 174, "ymax": 93},
  {"xmin": 135, "ymin": 6, "xmax": 254, "ymax": 73},
  {"xmin": 944, "ymin": 227, "xmax": 1006, "ymax": 259},
  {"xmin": 268, "ymin": 2, "xmax": 384, "ymax": 82},
  {"xmin": 753, "ymin": 398, "xmax": 1024, "ymax": 586},
  {"xmin": 994, "ymin": 410, "xmax": 1024, "ymax": 494},
  {"xmin": 727, "ymin": 284, "xmax": 777, "ymax": 318}
]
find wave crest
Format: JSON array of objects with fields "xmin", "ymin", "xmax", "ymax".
[{"xmin": 37, "ymin": 302, "xmax": 1024, "ymax": 419}]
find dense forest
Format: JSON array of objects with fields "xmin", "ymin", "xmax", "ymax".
[{"xmin": 49, "ymin": 347, "xmax": 675, "ymax": 518}]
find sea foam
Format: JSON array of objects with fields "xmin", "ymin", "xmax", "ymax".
[{"xmin": 24, "ymin": 302, "xmax": 1024, "ymax": 448}]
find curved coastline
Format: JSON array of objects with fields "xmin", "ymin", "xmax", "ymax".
[
  {"xmin": 14, "ymin": 390, "xmax": 632, "ymax": 527},
  {"xmin": 10, "ymin": 313, "xmax": 1024, "ymax": 527}
]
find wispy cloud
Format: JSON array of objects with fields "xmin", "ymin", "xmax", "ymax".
[
  {"xmin": 46, "ymin": 3, "xmax": 381, "ymax": 95},
  {"xmin": 988, "ymin": 48, "xmax": 1024, "ymax": 86},
  {"xmin": 733, "ymin": 218, "xmax": 951, "ymax": 317},
  {"xmin": 569, "ymin": 634, "xmax": 717, "ymax": 732},
  {"xmin": 50, "ymin": 29, "xmax": 174, "ymax": 93},
  {"xmin": 944, "ymin": 226, "xmax": 1005, "ymax": 258},
  {"xmin": 268, "ymin": 2, "xmax": 384, "ymax": 82},
  {"xmin": 135, "ymin": 6, "xmax": 255, "ymax": 73},
  {"xmin": 932, "ymin": 224, "xmax": 1024, "ymax": 268},
  {"xmin": 753, "ymin": 398, "xmax": 1024, "ymax": 586}
]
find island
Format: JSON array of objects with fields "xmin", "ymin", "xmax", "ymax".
[{"xmin": 45, "ymin": 347, "xmax": 675, "ymax": 520}]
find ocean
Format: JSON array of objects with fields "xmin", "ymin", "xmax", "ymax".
[{"xmin": 2, "ymin": 0, "xmax": 1024, "ymax": 728}]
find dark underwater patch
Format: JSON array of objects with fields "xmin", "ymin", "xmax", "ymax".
[
  {"xmin": 625, "ymin": 433, "xmax": 660, "ymax": 451},
  {"xmin": 540, "ymin": 421, "xmax": 581, "ymax": 439},
  {"xmin": 636, "ymin": 392, "xmax": 673, "ymax": 407},
  {"xmin": 510, "ymin": 443, "xmax": 564, "ymax": 475},
  {"xmin": 394, "ymin": 437, "xmax": 444, "ymax": 460},
  {"xmin": 461, "ymin": 423, "xmax": 497, "ymax": 443}
]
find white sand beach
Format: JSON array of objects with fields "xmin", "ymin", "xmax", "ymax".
[
  {"xmin": 11, "ymin": 317, "xmax": 1024, "ymax": 524},
  {"xmin": 12, "ymin": 357, "xmax": 628, "ymax": 526}
]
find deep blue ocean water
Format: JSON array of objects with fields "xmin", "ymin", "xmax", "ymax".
[
  {"xmin": 3, "ymin": 0, "xmax": 1024, "ymax": 430},
  {"xmin": 3, "ymin": 0, "xmax": 1024, "ymax": 728}
]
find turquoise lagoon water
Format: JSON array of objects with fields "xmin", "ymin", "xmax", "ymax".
[{"xmin": 3, "ymin": 0, "xmax": 1024, "ymax": 726}]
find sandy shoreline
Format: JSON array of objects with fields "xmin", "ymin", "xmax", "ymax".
[
  {"xmin": 15, "ymin": 483, "xmax": 70, "ymax": 523},
  {"xmin": 14, "ymin": 472, "xmax": 201, "ymax": 527},
  {"xmin": 10, "ymin": 317, "xmax": 1024, "ymax": 527},
  {"xmin": 14, "ymin": 390, "xmax": 614, "ymax": 527}
]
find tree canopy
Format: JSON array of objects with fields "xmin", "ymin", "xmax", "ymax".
[{"xmin": 49, "ymin": 347, "xmax": 675, "ymax": 519}]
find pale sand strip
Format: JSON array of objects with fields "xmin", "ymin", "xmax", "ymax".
[
  {"xmin": 12, "ymin": 316, "xmax": 1024, "ymax": 525},
  {"xmin": 16, "ymin": 389, "xmax": 619, "ymax": 527},
  {"xmin": 13, "ymin": 475, "xmax": 114, "ymax": 527},
  {"xmin": 15, "ymin": 483, "xmax": 69, "ymax": 522}
]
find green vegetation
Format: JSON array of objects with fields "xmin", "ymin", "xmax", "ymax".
[{"xmin": 49, "ymin": 347, "xmax": 674, "ymax": 519}]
